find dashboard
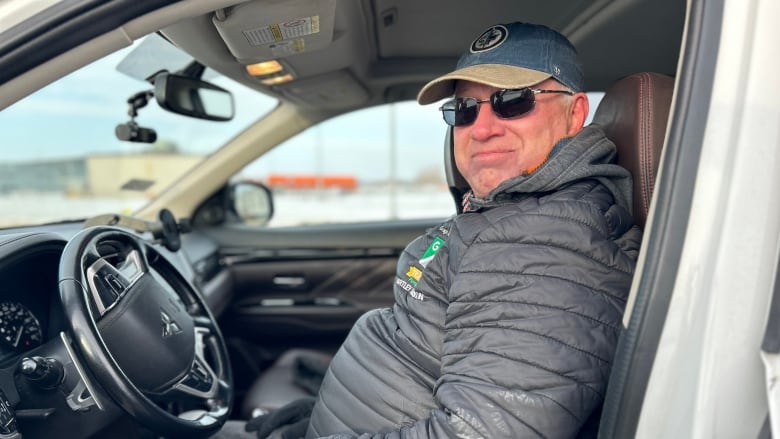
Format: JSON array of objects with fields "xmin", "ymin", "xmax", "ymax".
[{"xmin": 0, "ymin": 236, "xmax": 65, "ymax": 366}]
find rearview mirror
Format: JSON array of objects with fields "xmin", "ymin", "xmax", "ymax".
[{"xmin": 153, "ymin": 72, "xmax": 234, "ymax": 121}]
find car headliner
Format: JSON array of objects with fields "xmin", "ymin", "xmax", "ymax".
[{"xmin": 0, "ymin": 0, "xmax": 685, "ymax": 115}]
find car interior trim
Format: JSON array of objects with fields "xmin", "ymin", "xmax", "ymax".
[{"xmin": 0, "ymin": 0, "xmax": 179, "ymax": 85}]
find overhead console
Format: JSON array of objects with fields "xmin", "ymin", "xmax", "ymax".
[{"xmin": 200, "ymin": 0, "xmax": 370, "ymax": 109}]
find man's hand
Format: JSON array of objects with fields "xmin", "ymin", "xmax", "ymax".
[{"xmin": 245, "ymin": 397, "xmax": 316, "ymax": 439}]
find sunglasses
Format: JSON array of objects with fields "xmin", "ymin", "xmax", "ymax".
[{"xmin": 439, "ymin": 87, "xmax": 574, "ymax": 127}]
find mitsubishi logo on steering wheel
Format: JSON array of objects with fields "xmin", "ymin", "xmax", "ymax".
[{"xmin": 160, "ymin": 309, "xmax": 182, "ymax": 338}]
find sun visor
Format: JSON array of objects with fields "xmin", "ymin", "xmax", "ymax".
[{"xmin": 212, "ymin": 0, "xmax": 338, "ymax": 64}]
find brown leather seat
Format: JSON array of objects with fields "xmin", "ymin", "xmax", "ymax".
[{"xmin": 592, "ymin": 72, "xmax": 675, "ymax": 229}]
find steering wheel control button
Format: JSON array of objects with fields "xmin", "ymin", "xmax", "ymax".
[
  {"xmin": 85, "ymin": 251, "xmax": 146, "ymax": 316},
  {"xmin": 89, "ymin": 272, "xmax": 121, "ymax": 312},
  {"xmin": 182, "ymin": 360, "xmax": 214, "ymax": 393},
  {"xmin": 93, "ymin": 265, "xmax": 128, "ymax": 303},
  {"xmin": 106, "ymin": 274, "xmax": 126, "ymax": 295}
]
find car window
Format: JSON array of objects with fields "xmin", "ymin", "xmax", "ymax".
[
  {"xmin": 0, "ymin": 35, "xmax": 278, "ymax": 229},
  {"xmin": 235, "ymin": 101, "xmax": 457, "ymax": 227},
  {"xmin": 586, "ymin": 92, "xmax": 604, "ymax": 124}
]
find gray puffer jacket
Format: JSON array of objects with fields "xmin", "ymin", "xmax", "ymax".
[{"xmin": 306, "ymin": 125, "xmax": 642, "ymax": 439}]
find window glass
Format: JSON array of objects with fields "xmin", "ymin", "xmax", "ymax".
[
  {"xmin": 586, "ymin": 92, "xmax": 605, "ymax": 124},
  {"xmin": 0, "ymin": 34, "xmax": 278, "ymax": 228},
  {"xmin": 237, "ymin": 102, "xmax": 456, "ymax": 227}
]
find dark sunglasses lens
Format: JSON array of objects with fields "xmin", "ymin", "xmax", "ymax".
[
  {"xmin": 493, "ymin": 88, "xmax": 534, "ymax": 118},
  {"xmin": 441, "ymin": 98, "xmax": 478, "ymax": 126}
]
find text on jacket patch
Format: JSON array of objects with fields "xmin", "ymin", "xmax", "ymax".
[{"xmin": 396, "ymin": 277, "xmax": 425, "ymax": 301}]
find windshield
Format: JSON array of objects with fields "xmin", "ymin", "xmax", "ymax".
[{"xmin": 0, "ymin": 35, "xmax": 277, "ymax": 228}]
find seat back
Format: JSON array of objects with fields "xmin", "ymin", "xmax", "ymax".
[
  {"xmin": 443, "ymin": 127, "xmax": 469, "ymax": 213},
  {"xmin": 592, "ymin": 72, "xmax": 675, "ymax": 229},
  {"xmin": 443, "ymin": 72, "xmax": 675, "ymax": 225}
]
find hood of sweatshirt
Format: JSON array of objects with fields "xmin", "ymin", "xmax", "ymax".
[{"xmin": 466, "ymin": 125, "xmax": 634, "ymax": 214}]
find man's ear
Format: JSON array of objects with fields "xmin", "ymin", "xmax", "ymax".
[{"xmin": 568, "ymin": 92, "xmax": 590, "ymax": 135}]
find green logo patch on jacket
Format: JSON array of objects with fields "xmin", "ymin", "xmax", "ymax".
[{"xmin": 419, "ymin": 236, "xmax": 445, "ymax": 268}]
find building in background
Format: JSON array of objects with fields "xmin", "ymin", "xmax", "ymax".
[{"xmin": 0, "ymin": 153, "xmax": 203, "ymax": 197}]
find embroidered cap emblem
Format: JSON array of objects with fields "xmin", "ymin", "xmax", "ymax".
[
  {"xmin": 161, "ymin": 309, "xmax": 182, "ymax": 338},
  {"xmin": 471, "ymin": 25, "xmax": 508, "ymax": 53}
]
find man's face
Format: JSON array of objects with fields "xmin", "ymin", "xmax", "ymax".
[{"xmin": 452, "ymin": 79, "xmax": 587, "ymax": 198}]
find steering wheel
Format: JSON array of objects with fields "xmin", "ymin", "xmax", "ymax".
[{"xmin": 58, "ymin": 226, "xmax": 232, "ymax": 438}]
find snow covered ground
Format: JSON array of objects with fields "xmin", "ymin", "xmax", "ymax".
[{"xmin": 0, "ymin": 187, "xmax": 456, "ymax": 228}]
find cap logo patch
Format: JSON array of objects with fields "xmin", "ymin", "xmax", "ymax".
[{"xmin": 470, "ymin": 25, "xmax": 508, "ymax": 53}]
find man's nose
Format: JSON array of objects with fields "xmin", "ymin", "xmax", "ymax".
[{"xmin": 469, "ymin": 101, "xmax": 501, "ymax": 139}]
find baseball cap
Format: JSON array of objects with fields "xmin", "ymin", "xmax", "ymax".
[{"xmin": 417, "ymin": 22, "xmax": 584, "ymax": 104}]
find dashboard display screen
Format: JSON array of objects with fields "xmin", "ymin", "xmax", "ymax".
[{"xmin": 0, "ymin": 301, "xmax": 43, "ymax": 359}]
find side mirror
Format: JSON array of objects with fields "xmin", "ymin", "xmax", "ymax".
[
  {"xmin": 231, "ymin": 181, "xmax": 274, "ymax": 225},
  {"xmin": 153, "ymin": 72, "xmax": 234, "ymax": 121}
]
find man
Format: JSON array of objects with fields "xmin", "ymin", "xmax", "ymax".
[{"xmin": 245, "ymin": 21, "xmax": 641, "ymax": 439}]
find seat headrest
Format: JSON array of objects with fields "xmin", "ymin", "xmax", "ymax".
[{"xmin": 592, "ymin": 72, "xmax": 675, "ymax": 229}]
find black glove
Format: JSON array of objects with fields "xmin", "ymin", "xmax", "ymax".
[{"xmin": 245, "ymin": 396, "xmax": 316, "ymax": 439}]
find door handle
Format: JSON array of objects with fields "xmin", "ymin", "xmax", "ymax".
[{"xmin": 272, "ymin": 275, "xmax": 306, "ymax": 288}]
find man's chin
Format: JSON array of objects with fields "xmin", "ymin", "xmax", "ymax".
[{"xmin": 469, "ymin": 178, "xmax": 508, "ymax": 198}]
